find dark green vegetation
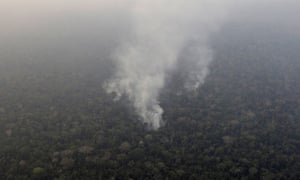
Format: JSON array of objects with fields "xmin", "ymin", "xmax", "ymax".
[{"xmin": 1, "ymin": 28, "xmax": 300, "ymax": 179}]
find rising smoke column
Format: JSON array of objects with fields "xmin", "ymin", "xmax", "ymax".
[{"xmin": 105, "ymin": 0, "xmax": 232, "ymax": 130}]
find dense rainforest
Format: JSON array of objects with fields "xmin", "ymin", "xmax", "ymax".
[{"xmin": 0, "ymin": 23, "xmax": 300, "ymax": 179}]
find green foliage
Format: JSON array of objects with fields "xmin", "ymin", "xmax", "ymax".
[
  {"xmin": 32, "ymin": 167, "xmax": 46, "ymax": 179},
  {"xmin": 0, "ymin": 32, "xmax": 300, "ymax": 179}
]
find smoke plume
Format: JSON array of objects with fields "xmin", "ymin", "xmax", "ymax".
[{"xmin": 105, "ymin": 0, "xmax": 232, "ymax": 130}]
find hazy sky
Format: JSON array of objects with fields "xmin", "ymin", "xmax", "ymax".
[{"xmin": 1, "ymin": 0, "xmax": 299, "ymax": 38}]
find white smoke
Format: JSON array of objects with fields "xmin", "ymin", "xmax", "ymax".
[
  {"xmin": 105, "ymin": 0, "xmax": 233, "ymax": 130},
  {"xmin": 179, "ymin": 44, "xmax": 214, "ymax": 91}
]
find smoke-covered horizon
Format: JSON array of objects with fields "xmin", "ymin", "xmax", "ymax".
[{"xmin": 0, "ymin": 0, "xmax": 299, "ymax": 130}]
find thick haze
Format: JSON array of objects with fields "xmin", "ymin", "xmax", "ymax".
[{"xmin": 0, "ymin": 0, "xmax": 299, "ymax": 129}]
